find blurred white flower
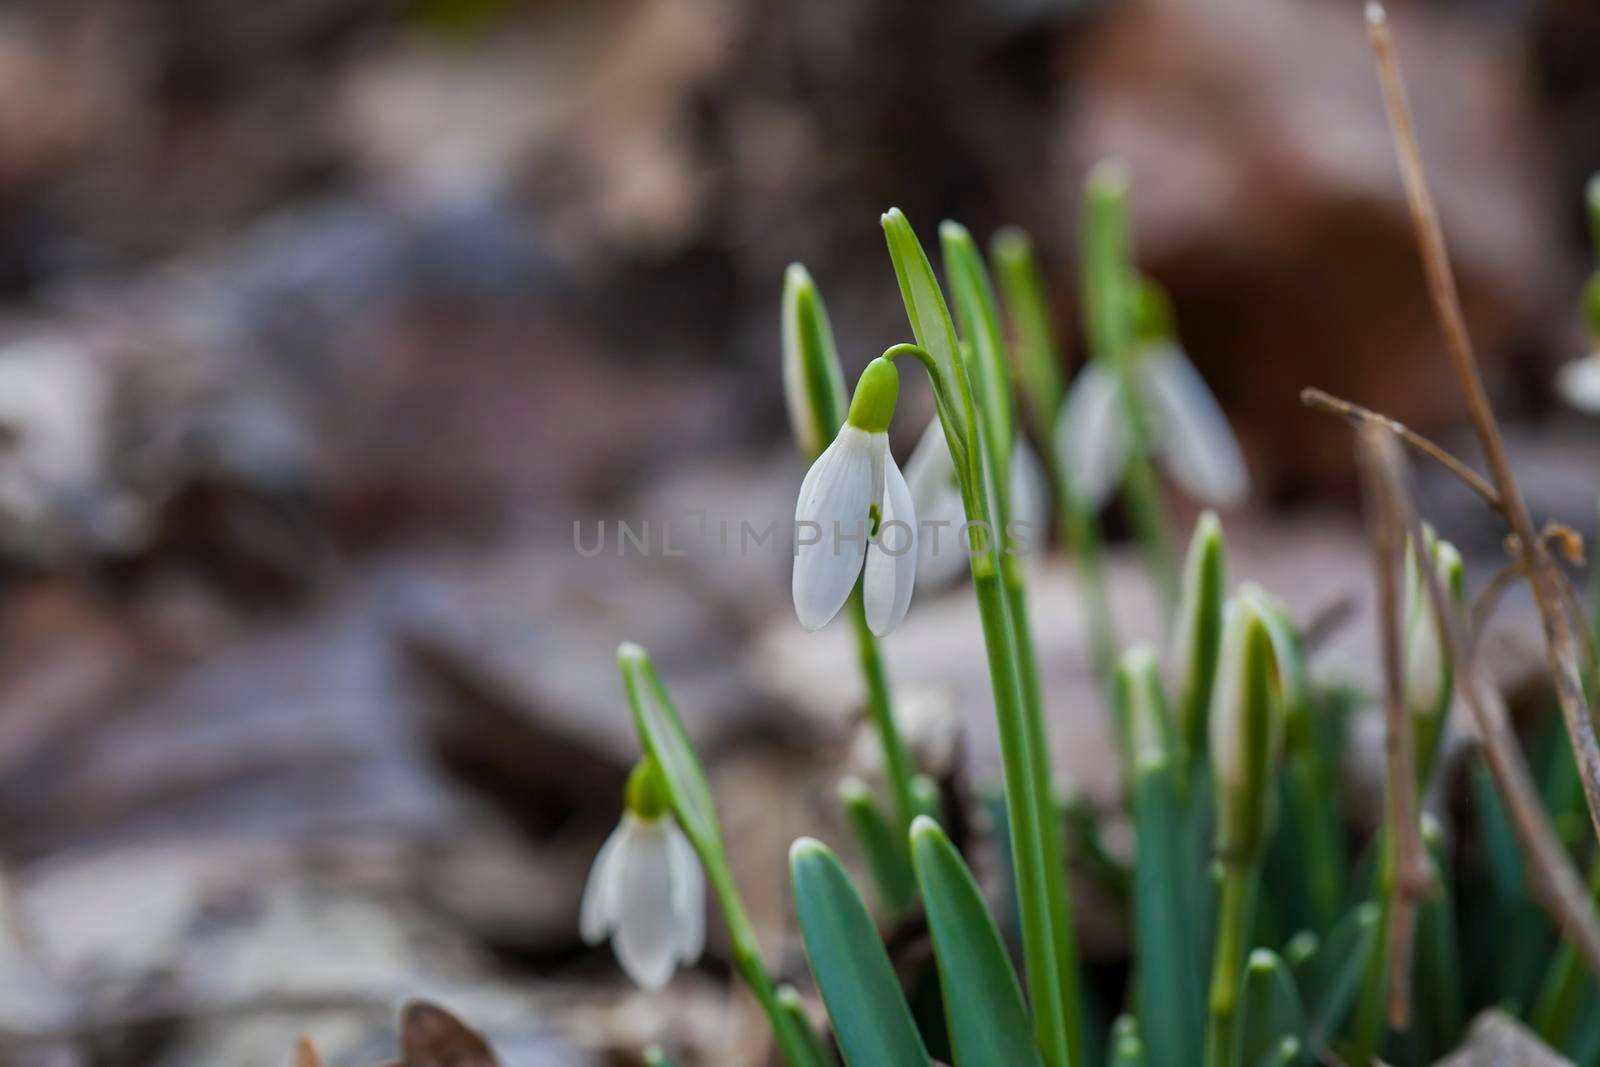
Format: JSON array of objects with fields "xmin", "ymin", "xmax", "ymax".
[
  {"xmin": 580, "ymin": 812, "xmax": 705, "ymax": 991},
  {"xmin": 1557, "ymin": 353, "xmax": 1600, "ymax": 415},
  {"xmin": 1054, "ymin": 342, "xmax": 1248, "ymax": 510},
  {"xmin": 793, "ymin": 424, "xmax": 917, "ymax": 635},
  {"xmin": 904, "ymin": 418, "xmax": 1048, "ymax": 588}
]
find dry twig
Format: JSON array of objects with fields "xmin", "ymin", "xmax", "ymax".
[
  {"xmin": 1364, "ymin": 430, "xmax": 1600, "ymax": 977},
  {"xmin": 1364, "ymin": 1, "xmax": 1600, "ymax": 850},
  {"xmin": 1301, "ymin": 388, "xmax": 1500, "ymax": 513},
  {"xmin": 1355, "ymin": 426, "xmax": 1433, "ymax": 1029}
]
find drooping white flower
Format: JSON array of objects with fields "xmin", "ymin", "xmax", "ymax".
[
  {"xmin": 903, "ymin": 417, "xmax": 1050, "ymax": 588},
  {"xmin": 1054, "ymin": 342, "xmax": 1248, "ymax": 510},
  {"xmin": 793, "ymin": 357, "xmax": 916, "ymax": 635},
  {"xmin": 1557, "ymin": 352, "xmax": 1600, "ymax": 415},
  {"xmin": 581, "ymin": 810, "xmax": 705, "ymax": 991}
]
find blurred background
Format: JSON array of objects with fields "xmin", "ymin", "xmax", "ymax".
[{"xmin": 0, "ymin": 0, "xmax": 1597, "ymax": 1064}]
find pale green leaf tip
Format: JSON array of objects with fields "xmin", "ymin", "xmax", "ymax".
[
  {"xmin": 617, "ymin": 641, "xmax": 647, "ymax": 667},
  {"xmin": 938, "ymin": 219, "xmax": 968, "ymax": 243},
  {"xmin": 790, "ymin": 837, "xmax": 831, "ymax": 866},
  {"xmin": 837, "ymin": 776, "xmax": 871, "ymax": 804},
  {"xmin": 882, "ymin": 207, "xmax": 906, "ymax": 229},
  {"xmin": 909, "ymin": 814, "xmax": 940, "ymax": 841},
  {"xmin": 991, "ymin": 225, "xmax": 1028, "ymax": 258},
  {"xmin": 1247, "ymin": 948, "xmax": 1280, "ymax": 973},
  {"xmin": 1088, "ymin": 159, "xmax": 1130, "ymax": 197},
  {"xmin": 785, "ymin": 262, "xmax": 812, "ymax": 288},
  {"xmin": 1588, "ymin": 171, "xmax": 1600, "ymax": 211},
  {"xmin": 776, "ymin": 983, "xmax": 804, "ymax": 1006},
  {"xmin": 1365, "ymin": 1, "xmax": 1386, "ymax": 28},
  {"xmin": 1279, "ymin": 1036, "xmax": 1301, "ymax": 1056}
]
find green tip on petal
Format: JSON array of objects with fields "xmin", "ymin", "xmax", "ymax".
[{"xmin": 847, "ymin": 356, "xmax": 899, "ymax": 432}]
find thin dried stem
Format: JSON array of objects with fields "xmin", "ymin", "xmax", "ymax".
[
  {"xmin": 1356, "ymin": 426, "xmax": 1432, "ymax": 1029},
  {"xmin": 1364, "ymin": 430, "xmax": 1600, "ymax": 978},
  {"xmin": 1366, "ymin": 1, "xmax": 1600, "ymax": 849},
  {"xmin": 1301, "ymin": 387, "xmax": 1500, "ymax": 513}
]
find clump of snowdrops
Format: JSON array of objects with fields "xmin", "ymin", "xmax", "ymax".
[{"xmin": 580, "ymin": 9, "xmax": 1600, "ymax": 1067}]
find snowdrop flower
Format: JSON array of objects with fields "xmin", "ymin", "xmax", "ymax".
[
  {"xmin": 793, "ymin": 356, "xmax": 916, "ymax": 635},
  {"xmin": 1403, "ymin": 530, "xmax": 1465, "ymax": 778},
  {"xmin": 1557, "ymin": 351, "xmax": 1600, "ymax": 415},
  {"xmin": 1055, "ymin": 342, "xmax": 1248, "ymax": 510},
  {"xmin": 903, "ymin": 417, "xmax": 1048, "ymax": 587},
  {"xmin": 581, "ymin": 758, "xmax": 704, "ymax": 991}
]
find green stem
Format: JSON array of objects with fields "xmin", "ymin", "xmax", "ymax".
[
  {"xmin": 1206, "ymin": 863, "xmax": 1256, "ymax": 1067},
  {"xmin": 1082, "ymin": 167, "xmax": 1176, "ymax": 606},
  {"xmin": 707, "ymin": 865, "xmax": 822, "ymax": 1067},
  {"xmin": 973, "ymin": 567, "xmax": 1072, "ymax": 1067},
  {"xmin": 1051, "ymin": 463, "xmax": 1119, "ymax": 682},
  {"xmin": 1120, "ymin": 453, "xmax": 1178, "ymax": 606},
  {"xmin": 848, "ymin": 587, "xmax": 917, "ymax": 836},
  {"xmin": 1005, "ymin": 564, "xmax": 1088, "ymax": 1067}
]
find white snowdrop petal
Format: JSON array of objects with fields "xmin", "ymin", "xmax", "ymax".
[
  {"xmin": 1008, "ymin": 439, "xmax": 1050, "ymax": 557},
  {"xmin": 1404, "ymin": 612, "xmax": 1446, "ymax": 717},
  {"xmin": 1138, "ymin": 345, "xmax": 1249, "ymax": 507},
  {"xmin": 666, "ymin": 825, "xmax": 705, "ymax": 965},
  {"xmin": 579, "ymin": 821, "xmax": 628, "ymax": 945},
  {"xmin": 904, "ymin": 418, "xmax": 969, "ymax": 587},
  {"xmin": 1056, "ymin": 362, "xmax": 1130, "ymax": 510},
  {"xmin": 613, "ymin": 819, "xmax": 678, "ymax": 991},
  {"xmin": 793, "ymin": 427, "xmax": 878, "ymax": 630},
  {"xmin": 1557, "ymin": 356, "xmax": 1600, "ymax": 415},
  {"xmin": 1208, "ymin": 604, "xmax": 1247, "ymax": 790},
  {"xmin": 864, "ymin": 452, "xmax": 917, "ymax": 636}
]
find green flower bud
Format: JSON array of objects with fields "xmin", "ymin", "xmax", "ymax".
[
  {"xmin": 846, "ymin": 356, "xmax": 900, "ymax": 433},
  {"xmin": 1173, "ymin": 511, "xmax": 1226, "ymax": 760},
  {"xmin": 624, "ymin": 754, "xmax": 671, "ymax": 820},
  {"xmin": 1209, "ymin": 595, "xmax": 1281, "ymax": 862},
  {"xmin": 782, "ymin": 264, "xmax": 849, "ymax": 460}
]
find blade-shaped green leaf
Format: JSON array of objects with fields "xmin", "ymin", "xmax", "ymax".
[
  {"xmin": 618, "ymin": 643, "xmax": 722, "ymax": 855},
  {"xmin": 910, "ymin": 816, "xmax": 1044, "ymax": 1067},
  {"xmin": 1173, "ymin": 511, "xmax": 1226, "ymax": 765},
  {"xmin": 840, "ymin": 778, "xmax": 915, "ymax": 915},
  {"xmin": 791, "ymin": 838, "xmax": 930, "ymax": 1067},
  {"xmin": 1123, "ymin": 650, "xmax": 1203, "ymax": 1067},
  {"xmin": 989, "ymin": 226, "xmax": 1064, "ymax": 433},
  {"xmin": 782, "ymin": 263, "xmax": 849, "ymax": 461},
  {"xmin": 1305, "ymin": 902, "xmax": 1379, "ymax": 1040},
  {"xmin": 1236, "ymin": 949, "xmax": 1306, "ymax": 1067},
  {"xmin": 779, "ymin": 983, "xmax": 841, "ymax": 1067},
  {"xmin": 941, "ymin": 222, "xmax": 1013, "ymax": 491},
  {"xmin": 882, "ymin": 208, "xmax": 973, "ymax": 472}
]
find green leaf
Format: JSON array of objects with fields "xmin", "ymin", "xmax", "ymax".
[
  {"xmin": 779, "ymin": 983, "xmax": 840, "ymax": 1067},
  {"xmin": 617, "ymin": 643, "xmax": 723, "ymax": 856},
  {"xmin": 782, "ymin": 263, "xmax": 849, "ymax": 461},
  {"xmin": 941, "ymin": 222, "xmax": 1014, "ymax": 491},
  {"xmin": 1304, "ymin": 902, "xmax": 1379, "ymax": 1041},
  {"xmin": 881, "ymin": 209, "xmax": 973, "ymax": 473},
  {"xmin": 642, "ymin": 1045, "xmax": 677, "ymax": 1067},
  {"xmin": 1236, "ymin": 949, "xmax": 1307, "ymax": 1067},
  {"xmin": 839, "ymin": 778, "xmax": 916, "ymax": 915},
  {"xmin": 791, "ymin": 838, "xmax": 930, "ymax": 1067},
  {"xmin": 910, "ymin": 817, "xmax": 1045, "ymax": 1067},
  {"xmin": 1412, "ymin": 817, "xmax": 1461, "ymax": 1062},
  {"xmin": 1128, "ymin": 727, "xmax": 1204, "ymax": 1067},
  {"xmin": 990, "ymin": 226, "xmax": 1065, "ymax": 432}
]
